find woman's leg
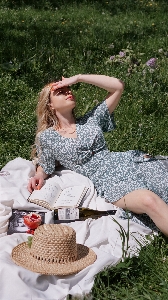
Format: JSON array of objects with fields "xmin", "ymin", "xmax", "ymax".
[{"xmin": 114, "ymin": 189, "xmax": 168, "ymax": 236}]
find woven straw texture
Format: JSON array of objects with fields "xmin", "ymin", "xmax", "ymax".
[{"xmin": 11, "ymin": 224, "xmax": 96, "ymax": 276}]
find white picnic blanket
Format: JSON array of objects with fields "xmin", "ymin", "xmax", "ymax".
[{"xmin": 0, "ymin": 157, "xmax": 155, "ymax": 300}]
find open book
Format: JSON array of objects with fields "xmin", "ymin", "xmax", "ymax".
[{"xmin": 28, "ymin": 177, "xmax": 89, "ymax": 210}]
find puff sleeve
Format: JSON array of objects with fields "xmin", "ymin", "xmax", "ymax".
[
  {"xmin": 36, "ymin": 131, "xmax": 56, "ymax": 175},
  {"xmin": 79, "ymin": 100, "xmax": 116, "ymax": 132}
]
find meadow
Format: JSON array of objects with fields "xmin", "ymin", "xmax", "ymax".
[{"xmin": 0, "ymin": 0, "xmax": 168, "ymax": 299}]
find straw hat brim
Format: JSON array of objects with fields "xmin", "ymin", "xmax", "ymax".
[{"xmin": 11, "ymin": 242, "xmax": 97, "ymax": 276}]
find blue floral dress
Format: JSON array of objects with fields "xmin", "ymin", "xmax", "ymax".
[{"xmin": 37, "ymin": 100, "xmax": 168, "ymax": 229}]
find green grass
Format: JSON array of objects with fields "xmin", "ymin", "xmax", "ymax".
[
  {"xmin": 0, "ymin": 0, "xmax": 168, "ymax": 298},
  {"xmin": 92, "ymin": 234, "xmax": 168, "ymax": 300},
  {"xmin": 0, "ymin": 0, "xmax": 168, "ymax": 168}
]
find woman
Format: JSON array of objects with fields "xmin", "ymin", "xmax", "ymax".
[{"xmin": 28, "ymin": 74, "xmax": 168, "ymax": 235}]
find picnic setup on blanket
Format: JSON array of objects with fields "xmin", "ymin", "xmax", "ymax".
[{"xmin": 0, "ymin": 156, "xmax": 168, "ymax": 300}]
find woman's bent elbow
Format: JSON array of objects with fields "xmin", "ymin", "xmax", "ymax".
[{"xmin": 119, "ymin": 80, "xmax": 125, "ymax": 91}]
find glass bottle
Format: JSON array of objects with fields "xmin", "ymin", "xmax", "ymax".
[{"xmin": 54, "ymin": 207, "xmax": 116, "ymax": 223}]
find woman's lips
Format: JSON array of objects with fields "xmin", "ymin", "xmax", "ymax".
[{"xmin": 67, "ymin": 95, "xmax": 74, "ymax": 100}]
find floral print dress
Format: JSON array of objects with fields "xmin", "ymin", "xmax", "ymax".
[{"xmin": 37, "ymin": 100, "xmax": 168, "ymax": 229}]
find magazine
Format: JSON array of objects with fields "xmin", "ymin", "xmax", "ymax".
[
  {"xmin": 28, "ymin": 177, "xmax": 89, "ymax": 210},
  {"xmin": 7, "ymin": 209, "xmax": 45, "ymax": 235}
]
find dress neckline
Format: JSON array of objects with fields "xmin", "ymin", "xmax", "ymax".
[{"xmin": 53, "ymin": 123, "xmax": 78, "ymax": 140}]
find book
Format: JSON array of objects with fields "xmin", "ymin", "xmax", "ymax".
[
  {"xmin": 28, "ymin": 177, "xmax": 89, "ymax": 210},
  {"xmin": 7, "ymin": 209, "xmax": 45, "ymax": 235}
]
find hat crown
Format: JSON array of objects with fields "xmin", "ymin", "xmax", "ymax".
[{"xmin": 30, "ymin": 224, "xmax": 77, "ymax": 264}]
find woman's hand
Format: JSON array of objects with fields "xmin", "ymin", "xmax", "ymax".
[
  {"xmin": 51, "ymin": 75, "xmax": 80, "ymax": 90},
  {"xmin": 27, "ymin": 166, "xmax": 49, "ymax": 193},
  {"xmin": 27, "ymin": 170, "xmax": 47, "ymax": 193}
]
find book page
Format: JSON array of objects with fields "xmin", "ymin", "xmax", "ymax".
[
  {"xmin": 29, "ymin": 178, "xmax": 62, "ymax": 206},
  {"xmin": 54, "ymin": 185, "xmax": 88, "ymax": 208}
]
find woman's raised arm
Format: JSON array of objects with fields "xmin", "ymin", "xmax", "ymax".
[
  {"xmin": 78, "ymin": 74, "xmax": 124, "ymax": 114},
  {"xmin": 51, "ymin": 74, "xmax": 124, "ymax": 114}
]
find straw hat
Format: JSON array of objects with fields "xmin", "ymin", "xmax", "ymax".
[{"xmin": 11, "ymin": 224, "xmax": 96, "ymax": 276}]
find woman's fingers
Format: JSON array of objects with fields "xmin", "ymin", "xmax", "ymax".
[
  {"xmin": 51, "ymin": 75, "xmax": 79, "ymax": 91},
  {"xmin": 51, "ymin": 82, "xmax": 60, "ymax": 90},
  {"xmin": 37, "ymin": 178, "xmax": 44, "ymax": 190},
  {"xmin": 51, "ymin": 81, "xmax": 64, "ymax": 90},
  {"xmin": 27, "ymin": 177, "xmax": 41, "ymax": 193},
  {"xmin": 27, "ymin": 178, "xmax": 34, "ymax": 193},
  {"xmin": 27, "ymin": 176, "xmax": 45, "ymax": 193},
  {"xmin": 32, "ymin": 177, "xmax": 38, "ymax": 191}
]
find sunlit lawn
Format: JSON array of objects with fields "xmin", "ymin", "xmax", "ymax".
[{"xmin": 0, "ymin": 0, "xmax": 168, "ymax": 298}]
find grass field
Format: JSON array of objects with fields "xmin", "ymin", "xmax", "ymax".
[{"xmin": 0, "ymin": 0, "xmax": 168, "ymax": 299}]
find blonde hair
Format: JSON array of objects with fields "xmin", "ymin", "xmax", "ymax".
[
  {"xmin": 36, "ymin": 84, "xmax": 60, "ymax": 134},
  {"xmin": 31, "ymin": 83, "xmax": 60, "ymax": 159},
  {"xmin": 31, "ymin": 83, "xmax": 75, "ymax": 160}
]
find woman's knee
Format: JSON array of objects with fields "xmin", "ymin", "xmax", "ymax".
[
  {"xmin": 141, "ymin": 191, "xmax": 159, "ymax": 213},
  {"xmin": 114, "ymin": 189, "xmax": 161, "ymax": 215}
]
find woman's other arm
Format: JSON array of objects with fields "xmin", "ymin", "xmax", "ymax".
[{"xmin": 27, "ymin": 165, "xmax": 49, "ymax": 193}]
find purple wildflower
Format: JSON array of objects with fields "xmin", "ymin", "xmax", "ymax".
[
  {"xmin": 110, "ymin": 55, "xmax": 115, "ymax": 60},
  {"xmin": 119, "ymin": 51, "xmax": 125, "ymax": 57},
  {"xmin": 146, "ymin": 58, "xmax": 157, "ymax": 68}
]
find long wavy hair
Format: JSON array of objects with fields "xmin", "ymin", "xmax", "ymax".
[
  {"xmin": 36, "ymin": 84, "xmax": 60, "ymax": 133},
  {"xmin": 31, "ymin": 83, "xmax": 59, "ymax": 160},
  {"xmin": 31, "ymin": 83, "xmax": 75, "ymax": 161}
]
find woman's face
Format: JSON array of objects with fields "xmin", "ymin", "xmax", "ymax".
[{"xmin": 49, "ymin": 86, "xmax": 76, "ymax": 113}]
